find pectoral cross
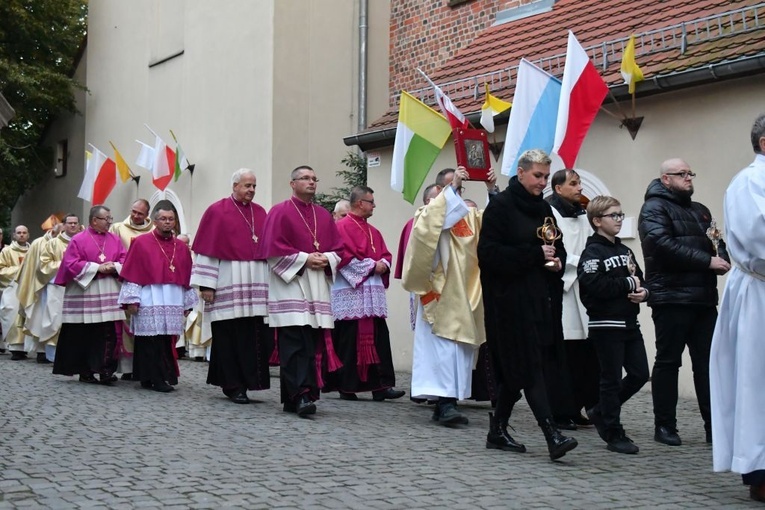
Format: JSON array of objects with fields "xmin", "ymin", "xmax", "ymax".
[
  {"xmin": 98, "ymin": 254, "xmax": 106, "ymax": 262},
  {"xmin": 169, "ymin": 264, "xmax": 175, "ymax": 272},
  {"xmin": 252, "ymin": 235, "xmax": 258, "ymax": 243},
  {"xmin": 313, "ymin": 240, "xmax": 320, "ymax": 250}
]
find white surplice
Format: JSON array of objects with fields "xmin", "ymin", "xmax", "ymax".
[
  {"xmin": 551, "ymin": 209, "xmax": 592, "ymax": 340},
  {"xmin": 710, "ymin": 153, "xmax": 765, "ymax": 475}
]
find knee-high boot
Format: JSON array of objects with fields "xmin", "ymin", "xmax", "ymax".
[
  {"xmin": 486, "ymin": 412, "xmax": 526, "ymax": 452},
  {"xmin": 539, "ymin": 417, "xmax": 578, "ymax": 460}
]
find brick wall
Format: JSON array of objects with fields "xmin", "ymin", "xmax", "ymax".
[{"xmin": 389, "ymin": 0, "xmax": 540, "ymax": 103}]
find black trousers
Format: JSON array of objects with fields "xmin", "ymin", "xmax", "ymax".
[
  {"xmin": 52, "ymin": 322, "xmax": 118, "ymax": 377},
  {"xmin": 650, "ymin": 305, "xmax": 716, "ymax": 431},
  {"xmin": 133, "ymin": 335, "xmax": 178, "ymax": 386},
  {"xmin": 589, "ymin": 328, "xmax": 649, "ymax": 434},
  {"xmin": 323, "ymin": 318, "xmax": 396, "ymax": 394},
  {"xmin": 207, "ymin": 317, "xmax": 271, "ymax": 392},
  {"xmin": 278, "ymin": 325, "xmax": 321, "ymax": 403},
  {"xmin": 564, "ymin": 339, "xmax": 600, "ymax": 412}
]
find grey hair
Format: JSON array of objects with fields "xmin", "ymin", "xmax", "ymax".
[
  {"xmin": 517, "ymin": 149, "xmax": 552, "ymax": 171},
  {"xmin": 333, "ymin": 199, "xmax": 350, "ymax": 213},
  {"xmin": 231, "ymin": 168, "xmax": 256, "ymax": 186},
  {"xmin": 751, "ymin": 113, "xmax": 765, "ymax": 154}
]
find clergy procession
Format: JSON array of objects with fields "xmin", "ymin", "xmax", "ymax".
[{"xmin": 0, "ymin": 114, "xmax": 764, "ymax": 501}]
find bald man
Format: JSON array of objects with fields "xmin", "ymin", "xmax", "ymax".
[{"xmin": 0, "ymin": 225, "xmax": 31, "ymax": 359}]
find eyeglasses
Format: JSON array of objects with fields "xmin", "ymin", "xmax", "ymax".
[
  {"xmin": 665, "ymin": 171, "xmax": 696, "ymax": 180},
  {"xmin": 359, "ymin": 198, "xmax": 375, "ymax": 205},
  {"xmin": 292, "ymin": 176, "xmax": 320, "ymax": 182},
  {"xmin": 598, "ymin": 212, "xmax": 625, "ymax": 221},
  {"xmin": 95, "ymin": 216, "xmax": 114, "ymax": 222}
]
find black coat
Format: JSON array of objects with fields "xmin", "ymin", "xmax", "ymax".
[
  {"xmin": 578, "ymin": 233, "xmax": 645, "ymax": 329},
  {"xmin": 478, "ymin": 176, "xmax": 566, "ymax": 387},
  {"xmin": 638, "ymin": 179, "xmax": 729, "ymax": 307}
]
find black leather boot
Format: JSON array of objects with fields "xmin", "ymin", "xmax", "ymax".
[
  {"xmin": 539, "ymin": 417, "xmax": 578, "ymax": 460},
  {"xmin": 486, "ymin": 412, "xmax": 526, "ymax": 452}
]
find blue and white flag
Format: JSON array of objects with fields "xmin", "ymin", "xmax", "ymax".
[{"xmin": 501, "ymin": 59, "xmax": 562, "ymax": 176}]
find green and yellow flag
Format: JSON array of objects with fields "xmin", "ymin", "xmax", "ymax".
[{"xmin": 390, "ymin": 91, "xmax": 452, "ymax": 204}]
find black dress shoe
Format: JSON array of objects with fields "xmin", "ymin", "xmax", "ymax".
[
  {"xmin": 140, "ymin": 381, "xmax": 153, "ymax": 389},
  {"xmin": 296, "ymin": 395, "xmax": 316, "ymax": 417},
  {"xmin": 555, "ymin": 417, "xmax": 578, "ymax": 431},
  {"xmin": 586, "ymin": 407, "xmax": 607, "ymax": 441},
  {"xmin": 654, "ymin": 426, "xmax": 682, "ymax": 446},
  {"xmin": 98, "ymin": 374, "xmax": 116, "ymax": 386},
  {"xmin": 36, "ymin": 353, "xmax": 52, "ymax": 364},
  {"xmin": 10, "ymin": 351, "xmax": 26, "ymax": 361},
  {"xmin": 572, "ymin": 413, "xmax": 592, "ymax": 427},
  {"xmin": 153, "ymin": 381, "xmax": 174, "ymax": 393},
  {"xmin": 339, "ymin": 392, "xmax": 358, "ymax": 401},
  {"xmin": 120, "ymin": 373, "xmax": 133, "ymax": 381},
  {"xmin": 372, "ymin": 388, "xmax": 406, "ymax": 401},
  {"xmin": 230, "ymin": 391, "xmax": 250, "ymax": 404},
  {"xmin": 79, "ymin": 374, "xmax": 98, "ymax": 384}
]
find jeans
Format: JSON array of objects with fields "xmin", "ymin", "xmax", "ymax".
[
  {"xmin": 589, "ymin": 328, "xmax": 649, "ymax": 433},
  {"xmin": 650, "ymin": 305, "xmax": 716, "ymax": 430}
]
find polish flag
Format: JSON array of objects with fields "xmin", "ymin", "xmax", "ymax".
[
  {"xmin": 90, "ymin": 145, "xmax": 117, "ymax": 205},
  {"xmin": 552, "ymin": 31, "xmax": 609, "ymax": 169},
  {"xmin": 417, "ymin": 68, "xmax": 469, "ymax": 130}
]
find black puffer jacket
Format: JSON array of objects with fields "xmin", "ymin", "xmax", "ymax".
[{"xmin": 638, "ymin": 179, "xmax": 729, "ymax": 307}]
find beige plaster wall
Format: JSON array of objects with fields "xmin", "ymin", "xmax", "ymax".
[
  {"xmin": 369, "ymin": 75, "xmax": 765, "ymax": 396},
  {"xmin": 76, "ymin": 0, "xmax": 276, "ymax": 232},
  {"xmin": 271, "ymin": 0, "xmax": 374, "ymax": 203}
]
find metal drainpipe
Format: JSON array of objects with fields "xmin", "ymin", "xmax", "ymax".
[{"xmin": 358, "ymin": 0, "xmax": 368, "ymax": 136}]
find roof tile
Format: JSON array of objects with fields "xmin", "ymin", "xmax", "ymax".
[{"xmin": 367, "ymin": 0, "xmax": 765, "ymax": 132}]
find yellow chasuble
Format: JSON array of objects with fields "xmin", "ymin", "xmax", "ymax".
[
  {"xmin": 16, "ymin": 232, "xmax": 54, "ymax": 314},
  {"xmin": 0, "ymin": 241, "xmax": 30, "ymax": 345},
  {"xmin": 110, "ymin": 217, "xmax": 154, "ymax": 248},
  {"xmin": 0, "ymin": 241, "xmax": 29, "ymax": 288},
  {"xmin": 402, "ymin": 190, "xmax": 485, "ymax": 347},
  {"xmin": 21, "ymin": 234, "xmax": 71, "ymax": 344}
]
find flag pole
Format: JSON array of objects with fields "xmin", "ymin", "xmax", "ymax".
[
  {"xmin": 606, "ymin": 89, "xmax": 629, "ymax": 121},
  {"xmin": 144, "ymin": 123, "xmax": 160, "ymax": 139},
  {"xmin": 416, "ymin": 67, "xmax": 476, "ymax": 130},
  {"xmin": 631, "ymin": 91, "xmax": 636, "ymax": 119}
]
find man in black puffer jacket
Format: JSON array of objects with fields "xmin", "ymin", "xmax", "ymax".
[{"xmin": 638, "ymin": 158, "xmax": 730, "ymax": 447}]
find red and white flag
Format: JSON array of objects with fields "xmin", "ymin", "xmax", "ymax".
[
  {"xmin": 552, "ymin": 31, "xmax": 609, "ymax": 169},
  {"xmin": 78, "ymin": 144, "xmax": 117, "ymax": 204},
  {"xmin": 417, "ymin": 68, "xmax": 469, "ymax": 130},
  {"xmin": 135, "ymin": 128, "xmax": 177, "ymax": 191}
]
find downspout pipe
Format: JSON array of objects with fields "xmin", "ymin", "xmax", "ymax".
[{"xmin": 358, "ymin": 0, "xmax": 368, "ymax": 136}]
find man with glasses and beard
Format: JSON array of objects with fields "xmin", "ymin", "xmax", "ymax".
[{"xmin": 638, "ymin": 158, "xmax": 730, "ymax": 447}]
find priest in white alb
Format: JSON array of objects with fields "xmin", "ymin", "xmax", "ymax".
[{"xmin": 710, "ymin": 113, "xmax": 765, "ymax": 503}]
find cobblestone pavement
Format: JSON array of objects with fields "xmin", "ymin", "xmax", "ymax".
[{"xmin": 0, "ymin": 353, "xmax": 756, "ymax": 509}]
